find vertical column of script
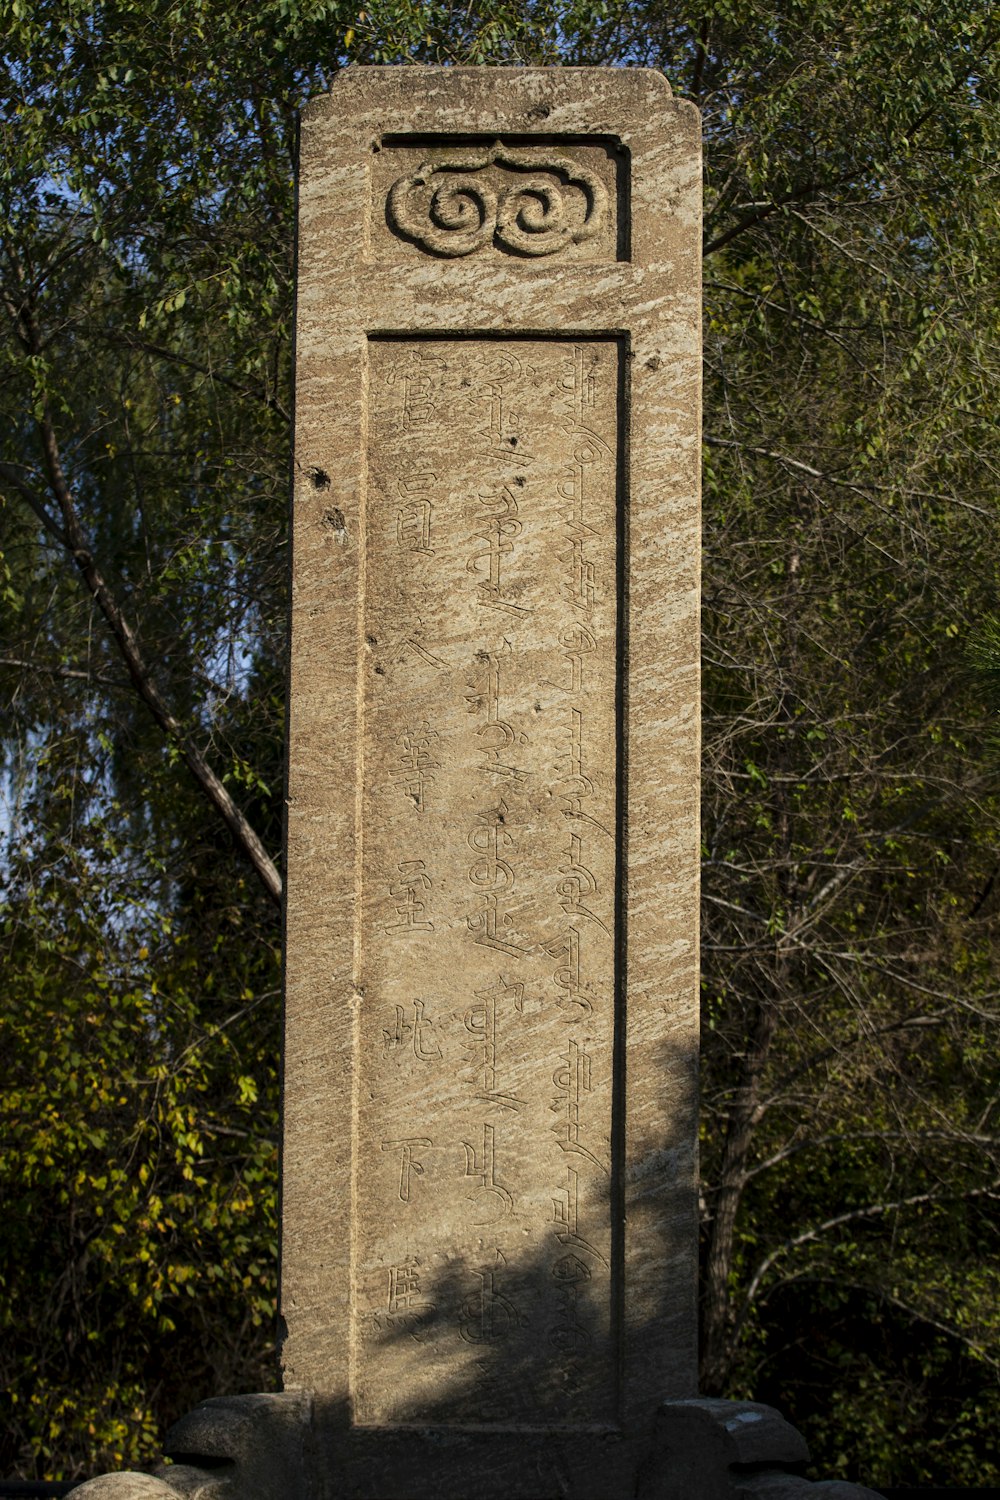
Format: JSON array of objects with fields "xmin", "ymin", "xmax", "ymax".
[{"xmin": 355, "ymin": 339, "xmax": 620, "ymax": 1427}]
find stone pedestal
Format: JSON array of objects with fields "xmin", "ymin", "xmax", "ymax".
[{"xmin": 71, "ymin": 1395, "xmax": 884, "ymax": 1499}]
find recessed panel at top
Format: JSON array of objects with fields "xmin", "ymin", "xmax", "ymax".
[
  {"xmin": 355, "ymin": 338, "xmax": 621, "ymax": 1427},
  {"xmin": 373, "ymin": 138, "xmax": 625, "ymax": 261}
]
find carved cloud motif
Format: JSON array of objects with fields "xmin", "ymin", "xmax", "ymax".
[{"xmin": 387, "ymin": 143, "xmax": 609, "ymax": 258}]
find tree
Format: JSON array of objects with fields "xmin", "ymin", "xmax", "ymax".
[
  {"xmin": 1, "ymin": 0, "xmax": 997, "ymax": 1487},
  {"xmin": 669, "ymin": 4, "xmax": 1000, "ymax": 1483},
  {"xmin": 0, "ymin": 0, "xmax": 562, "ymax": 1477}
]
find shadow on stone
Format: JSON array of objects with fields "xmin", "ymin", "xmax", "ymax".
[{"xmin": 69, "ymin": 1152, "xmax": 882, "ymax": 1499}]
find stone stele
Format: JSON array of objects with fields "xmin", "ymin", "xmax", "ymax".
[
  {"xmin": 69, "ymin": 66, "xmax": 885, "ymax": 1500},
  {"xmin": 282, "ymin": 64, "xmax": 701, "ymax": 1495}
]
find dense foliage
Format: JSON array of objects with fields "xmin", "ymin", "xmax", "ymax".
[{"xmin": 1, "ymin": 1, "xmax": 997, "ymax": 1487}]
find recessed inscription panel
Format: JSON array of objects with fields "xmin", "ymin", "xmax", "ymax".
[
  {"xmin": 373, "ymin": 139, "xmax": 624, "ymax": 261},
  {"xmin": 355, "ymin": 338, "xmax": 620, "ymax": 1427}
]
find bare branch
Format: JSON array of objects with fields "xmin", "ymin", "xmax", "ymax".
[
  {"xmin": 705, "ymin": 435, "xmax": 992, "ymax": 516},
  {"xmin": 110, "ymin": 332, "xmax": 291, "ymax": 424},
  {"xmin": 19, "ymin": 396, "xmax": 282, "ymax": 907},
  {"xmin": 703, "ymin": 175, "xmax": 854, "ymax": 257},
  {"xmin": 0, "ymin": 654, "xmax": 121, "ymax": 687},
  {"xmin": 729, "ymin": 1181, "xmax": 1000, "ymax": 1356},
  {"xmin": 0, "ymin": 460, "xmax": 72, "ymax": 549}
]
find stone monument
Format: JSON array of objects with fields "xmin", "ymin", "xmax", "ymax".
[
  {"xmin": 73, "ymin": 67, "xmax": 881, "ymax": 1500},
  {"xmin": 283, "ymin": 63, "xmax": 701, "ymax": 1455}
]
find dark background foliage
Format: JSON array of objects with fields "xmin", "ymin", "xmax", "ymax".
[{"xmin": 1, "ymin": 1, "xmax": 997, "ymax": 1487}]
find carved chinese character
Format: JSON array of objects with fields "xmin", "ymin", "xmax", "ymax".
[
  {"xmin": 381, "ymin": 1137, "xmax": 433, "ymax": 1203},
  {"xmin": 396, "ymin": 472, "xmax": 436, "ymax": 554},
  {"xmin": 374, "ymin": 1257, "xmax": 436, "ymax": 1343},
  {"xmin": 385, "ymin": 859, "xmax": 434, "ymax": 935},
  {"xmin": 381, "ymin": 998, "xmax": 442, "ymax": 1062},
  {"xmin": 393, "ymin": 723, "xmax": 439, "ymax": 813},
  {"xmin": 384, "ymin": 350, "xmax": 443, "ymax": 430}
]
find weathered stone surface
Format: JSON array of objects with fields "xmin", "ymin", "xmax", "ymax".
[
  {"xmin": 740, "ymin": 1482, "xmax": 883, "ymax": 1500},
  {"xmin": 70, "ymin": 1477, "xmax": 188, "ymax": 1500},
  {"xmin": 658, "ymin": 1398, "xmax": 812, "ymax": 1468},
  {"xmin": 65, "ymin": 1396, "xmax": 310, "ymax": 1500},
  {"xmin": 155, "ymin": 1393, "xmax": 310, "ymax": 1500},
  {"xmin": 69, "ymin": 1395, "xmax": 885, "ymax": 1500},
  {"xmin": 146, "ymin": 1467, "xmax": 227, "ymax": 1500},
  {"xmin": 639, "ymin": 1400, "xmax": 885, "ymax": 1500},
  {"xmin": 283, "ymin": 63, "xmax": 702, "ymax": 1492},
  {"xmin": 809, "ymin": 1486, "xmax": 884, "ymax": 1499},
  {"xmin": 68, "ymin": 66, "xmax": 885, "ymax": 1500},
  {"xmin": 58, "ymin": 64, "xmax": 893, "ymax": 1500},
  {"xmin": 639, "ymin": 1398, "xmax": 806, "ymax": 1498}
]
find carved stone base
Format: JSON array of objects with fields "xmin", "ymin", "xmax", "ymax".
[
  {"xmin": 69, "ymin": 1394, "xmax": 885, "ymax": 1500},
  {"xmin": 639, "ymin": 1399, "xmax": 884, "ymax": 1500},
  {"xmin": 71, "ymin": 1394, "xmax": 309, "ymax": 1500}
]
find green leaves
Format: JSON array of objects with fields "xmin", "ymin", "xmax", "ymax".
[
  {"xmin": 1, "ymin": 0, "xmax": 998, "ymax": 1486},
  {"xmin": 0, "ymin": 809, "xmax": 282, "ymax": 1475}
]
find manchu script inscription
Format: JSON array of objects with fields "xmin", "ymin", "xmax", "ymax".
[{"xmin": 355, "ymin": 339, "xmax": 620, "ymax": 1427}]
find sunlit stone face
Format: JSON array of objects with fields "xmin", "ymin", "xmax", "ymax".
[
  {"xmin": 356, "ymin": 337, "xmax": 619, "ymax": 1424},
  {"xmin": 283, "ymin": 65, "xmax": 701, "ymax": 1491}
]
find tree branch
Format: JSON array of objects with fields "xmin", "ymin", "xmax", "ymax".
[
  {"xmin": 0, "ymin": 654, "xmax": 121, "ymax": 686},
  {"xmin": 18, "ymin": 405, "xmax": 282, "ymax": 907},
  {"xmin": 703, "ymin": 174, "xmax": 854, "ymax": 257},
  {"xmin": 111, "ymin": 332, "xmax": 291, "ymax": 424},
  {"xmin": 729, "ymin": 1181, "xmax": 1000, "ymax": 1357},
  {"xmin": 704, "ymin": 435, "xmax": 992, "ymax": 516},
  {"xmin": 0, "ymin": 460, "xmax": 72, "ymax": 549}
]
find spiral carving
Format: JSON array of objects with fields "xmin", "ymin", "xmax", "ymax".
[
  {"xmin": 388, "ymin": 170, "xmax": 496, "ymax": 258},
  {"xmin": 386, "ymin": 145, "xmax": 609, "ymax": 259},
  {"xmin": 495, "ymin": 175, "xmax": 569, "ymax": 256}
]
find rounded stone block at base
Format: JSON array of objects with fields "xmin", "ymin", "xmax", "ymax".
[
  {"xmin": 812, "ymin": 1487, "xmax": 886, "ymax": 1498},
  {"xmin": 640, "ymin": 1399, "xmax": 884, "ymax": 1500},
  {"xmin": 160, "ymin": 1392, "xmax": 310, "ymax": 1500},
  {"xmin": 72, "ymin": 1393, "xmax": 885, "ymax": 1499},
  {"xmin": 147, "ymin": 1466, "xmax": 230, "ymax": 1499},
  {"xmin": 736, "ymin": 1482, "xmax": 883, "ymax": 1500},
  {"xmin": 70, "ymin": 1478, "xmax": 189, "ymax": 1500}
]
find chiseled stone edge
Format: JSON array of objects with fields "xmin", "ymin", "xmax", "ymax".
[
  {"xmin": 639, "ymin": 1399, "xmax": 885, "ymax": 1500},
  {"xmin": 70, "ymin": 1392, "xmax": 884, "ymax": 1500},
  {"xmin": 286, "ymin": 60, "xmax": 703, "ymax": 1434}
]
